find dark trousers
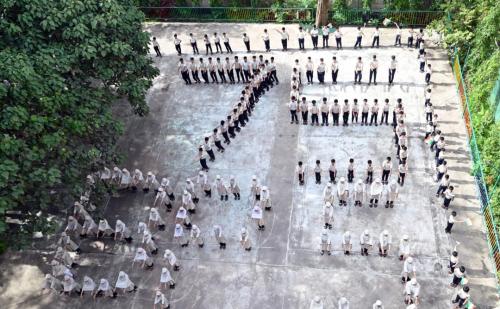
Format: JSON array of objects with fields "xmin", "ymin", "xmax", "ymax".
[
  {"xmin": 205, "ymin": 44, "xmax": 213, "ymax": 55},
  {"xmin": 342, "ymin": 112, "xmax": 349, "ymax": 125},
  {"xmin": 227, "ymin": 70, "xmax": 235, "ymax": 83},
  {"xmin": 372, "ymin": 36, "xmax": 379, "ymax": 48},
  {"xmin": 354, "ymin": 71, "xmax": 362, "ymax": 83},
  {"xmin": 420, "ymin": 62, "xmax": 425, "ymax": 72},
  {"xmin": 311, "ymin": 114, "xmax": 319, "ymax": 125},
  {"xmin": 235, "ymin": 69, "xmax": 244, "ymax": 82},
  {"xmin": 398, "ymin": 172, "xmax": 406, "ymax": 185},
  {"xmin": 332, "ymin": 70, "xmax": 338, "ymax": 83},
  {"xmin": 351, "ymin": 112, "xmax": 358, "ymax": 123},
  {"xmin": 354, "ymin": 36, "xmax": 362, "ymax": 48},
  {"xmin": 329, "ymin": 171, "xmax": 336, "ymax": 183},
  {"xmin": 312, "ymin": 36, "xmax": 318, "ymax": 49},
  {"xmin": 366, "ymin": 171, "xmax": 373, "ymax": 183},
  {"xmin": 222, "ymin": 132, "xmax": 230, "ymax": 144},
  {"xmin": 426, "ymin": 112, "xmax": 433, "ymax": 122},
  {"xmin": 214, "ymin": 140, "xmax": 224, "ymax": 152},
  {"xmin": 437, "ymin": 185, "xmax": 447, "ymax": 195},
  {"xmin": 175, "ymin": 44, "xmax": 181, "ymax": 55},
  {"xmin": 315, "ymin": 172, "xmax": 321, "ymax": 183},
  {"xmin": 370, "ymin": 113, "xmax": 378, "ymax": 125},
  {"xmin": 382, "ymin": 170, "xmax": 390, "ymax": 183},
  {"xmin": 271, "ymin": 70, "xmax": 279, "ymax": 84},
  {"xmin": 348, "ymin": 170, "xmax": 354, "ymax": 182},
  {"xmin": 317, "ymin": 71, "xmax": 325, "ymax": 83},
  {"xmin": 298, "ymin": 173, "xmax": 304, "ymax": 185},
  {"xmin": 215, "ymin": 42, "xmax": 222, "ymax": 53},
  {"xmin": 445, "ymin": 222, "xmax": 454, "ymax": 233},
  {"xmin": 395, "ymin": 35, "xmax": 401, "ymax": 46},
  {"xmin": 298, "ymin": 38, "xmax": 305, "ymax": 49},
  {"xmin": 192, "ymin": 71, "xmax": 201, "ymax": 83},
  {"xmin": 210, "ymin": 71, "xmax": 218, "ymax": 83},
  {"xmin": 381, "ymin": 111, "xmax": 389, "ymax": 124},
  {"xmin": 290, "ymin": 110, "xmax": 298, "ymax": 123},
  {"xmin": 244, "ymin": 41, "xmax": 250, "ymax": 52},
  {"xmin": 191, "ymin": 42, "xmax": 199, "ymax": 54},
  {"xmin": 389, "ymin": 69, "xmax": 396, "ymax": 83},
  {"xmin": 425, "ymin": 73, "xmax": 431, "ymax": 84},
  {"xmin": 369, "ymin": 69, "xmax": 377, "ymax": 84},
  {"xmin": 154, "ymin": 46, "xmax": 162, "ymax": 57},
  {"xmin": 407, "ymin": 37, "xmax": 414, "ymax": 47},
  {"xmin": 332, "ymin": 113, "xmax": 339, "ymax": 125},
  {"xmin": 201, "ymin": 71, "xmax": 209, "ymax": 83},
  {"xmin": 321, "ymin": 112, "xmax": 329, "ymax": 125},
  {"xmin": 243, "ymin": 70, "xmax": 250, "ymax": 82},
  {"xmin": 306, "ymin": 70, "xmax": 313, "ymax": 83},
  {"xmin": 181, "ymin": 71, "xmax": 192, "ymax": 84},
  {"xmin": 218, "ymin": 70, "xmax": 226, "ymax": 83},
  {"xmin": 200, "ymin": 158, "xmax": 209, "ymax": 170},
  {"xmin": 281, "ymin": 39, "xmax": 288, "ymax": 50},
  {"xmin": 416, "ymin": 38, "xmax": 423, "ymax": 48},
  {"xmin": 335, "ymin": 37, "xmax": 342, "ymax": 49},
  {"xmin": 322, "ymin": 35, "xmax": 329, "ymax": 47},
  {"xmin": 361, "ymin": 112, "xmax": 368, "ymax": 124},
  {"xmin": 301, "ymin": 111, "xmax": 308, "ymax": 123},
  {"xmin": 264, "ymin": 40, "xmax": 270, "ymax": 51},
  {"xmin": 224, "ymin": 42, "xmax": 233, "ymax": 53}
]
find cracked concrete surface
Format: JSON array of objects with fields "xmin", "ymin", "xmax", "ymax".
[{"xmin": 0, "ymin": 23, "xmax": 498, "ymax": 309}]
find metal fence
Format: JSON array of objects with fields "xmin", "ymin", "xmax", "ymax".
[
  {"xmin": 139, "ymin": 7, "xmax": 443, "ymax": 26},
  {"xmin": 451, "ymin": 49, "xmax": 500, "ymax": 281}
]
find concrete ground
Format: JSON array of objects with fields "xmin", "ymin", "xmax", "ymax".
[{"xmin": 0, "ymin": 23, "xmax": 498, "ymax": 308}]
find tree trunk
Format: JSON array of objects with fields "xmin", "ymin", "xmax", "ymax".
[{"xmin": 315, "ymin": 0, "xmax": 330, "ymax": 27}]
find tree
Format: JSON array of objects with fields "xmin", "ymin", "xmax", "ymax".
[
  {"xmin": 316, "ymin": 0, "xmax": 330, "ymax": 27},
  {"xmin": 0, "ymin": 0, "xmax": 159, "ymax": 244}
]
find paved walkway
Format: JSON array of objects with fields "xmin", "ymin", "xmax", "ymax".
[{"xmin": 0, "ymin": 23, "xmax": 497, "ymax": 308}]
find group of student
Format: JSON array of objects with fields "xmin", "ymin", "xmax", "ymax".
[
  {"xmin": 157, "ymin": 24, "xmax": 428, "ymax": 57},
  {"xmin": 177, "ymin": 54, "xmax": 278, "ymax": 85}
]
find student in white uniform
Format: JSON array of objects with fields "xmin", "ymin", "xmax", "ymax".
[
  {"xmin": 115, "ymin": 271, "xmax": 137, "ymax": 294},
  {"xmin": 242, "ymin": 33, "xmax": 251, "ymax": 52},
  {"xmin": 389, "ymin": 55, "xmax": 397, "ymax": 84},
  {"xmin": 80, "ymin": 276, "xmax": 96, "ymax": 298},
  {"xmin": 203, "ymin": 34, "xmax": 213, "ymax": 55},
  {"xmin": 262, "ymin": 29, "xmax": 271, "ymax": 52},
  {"xmin": 321, "ymin": 25, "xmax": 329, "ymax": 48},
  {"xmin": 360, "ymin": 230, "xmax": 373, "ymax": 256},
  {"xmin": 240, "ymin": 227, "xmax": 252, "ymax": 251},
  {"xmin": 154, "ymin": 290, "xmax": 171, "ymax": 309},
  {"xmin": 152, "ymin": 37, "xmax": 162, "ymax": 57},
  {"xmin": 378, "ymin": 230, "xmax": 392, "ymax": 257},
  {"xmin": 189, "ymin": 33, "xmax": 199, "ymax": 54},
  {"xmin": 404, "ymin": 278, "xmax": 420, "ymax": 305},
  {"xmin": 371, "ymin": 26, "xmax": 380, "ymax": 48},
  {"xmin": 213, "ymin": 225, "xmax": 227, "ymax": 249},
  {"xmin": 173, "ymin": 34, "xmax": 182, "ymax": 55},
  {"xmin": 338, "ymin": 297, "xmax": 350, "ymax": 309},
  {"xmin": 354, "ymin": 57, "xmax": 363, "ymax": 84},
  {"xmin": 334, "ymin": 27, "xmax": 343, "ymax": 49},
  {"xmin": 213, "ymin": 32, "xmax": 222, "ymax": 53},
  {"xmin": 278, "ymin": 27, "xmax": 289, "ymax": 51},
  {"xmin": 354, "ymin": 26, "xmax": 364, "ymax": 48},
  {"xmin": 320, "ymin": 230, "xmax": 332, "ymax": 255},
  {"xmin": 222, "ymin": 32, "xmax": 233, "ymax": 53},
  {"xmin": 342, "ymin": 231, "xmax": 352, "ymax": 255},
  {"xmin": 323, "ymin": 202, "xmax": 334, "ymax": 229},
  {"xmin": 399, "ymin": 234, "xmax": 411, "ymax": 260},
  {"xmin": 331, "ymin": 56, "xmax": 339, "ymax": 84},
  {"xmin": 298, "ymin": 26, "xmax": 306, "ymax": 50},
  {"xmin": 190, "ymin": 224, "xmax": 204, "ymax": 248},
  {"xmin": 94, "ymin": 278, "xmax": 116, "ymax": 299},
  {"xmin": 159, "ymin": 267, "xmax": 175, "ymax": 289},
  {"xmin": 310, "ymin": 25, "xmax": 319, "ymax": 49},
  {"xmin": 368, "ymin": 55, "xmax": 378, "ymax": 85},
  {"xmin": 306, "ymin": 57, "xmax": 314, "ymax": 84}
]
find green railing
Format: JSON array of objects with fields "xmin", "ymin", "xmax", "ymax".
[
  {"xmin": 139, "ymin": 7, "xmax": 442, "ymax": 26},
  {"xmin": 139, "ymin": 7, "xmax": 315, "ymax": 23},
  {"xmin": 329, "ymin": 9, "xmax": 444, "ymax": 27},
  {"xmin": 451, "ymin": 48, "xmax": 500, "ymax": 290}
]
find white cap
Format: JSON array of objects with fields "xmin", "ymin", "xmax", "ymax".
[
  {"xmin": 147, "ymin": 171, "xmax": 153, "ymax": 176},
  {"xmin": 183, "ymin": 190, "xmax": 188, "ymax": 195},
  {"xmin": 158, "ymin": 187, "xmax": 164, "ymax": 192},
  {"xmin": 186, "ymin": 178, "xmax": 190, "ymax": 182},
  {"xmin": 199, "ymin": 171, "xmax": 203, "ymax": 175},
  {"xmin": 161, "ymin": 267, "xmax": 168, "ymax": 273},
  {"xmin": 216, "ymin": 175, "xmax": 221, "ymax": 180},
  {"xmin": 321, "ymin": 230, "xmax": 327, "ymax": 236},
  {"xmin": 411, "ymin": 277, "xmax": 417, "ymax": 285},
  {"xmin": 339, "ymin": 297, "xmax": 348, "ymax": 304},
  {"xmin": 156, "ymin": 290, "xmax": 162, "ymax": 296},
  {"xmin": 407, "ymin": 257, "xmax": 413, "ymax": 263},
  {"xmin": 252, "ymin": 175, "xmax": 257, "ymax": 180},
  {"xmin": 403, "ymin": 234, "xmax": 409, "ymax": 240},
  {"xmin": 262, "ymin": 186, "xmax": 268, "ymax": 191},
  {"xmin": 325, "ymin": 202, "xmax": 332, "ymax": 207},
  {"xmin": 241, "ymin": 227, "xmax": 247, "ymax": 234},
  {"xmin": 339, "ymin": 177, "xmax": 345, "ymax": 182},
  {"xmin": 327, "ymin": 183, "xmax": 332, "ymax": 187},
  {"xmin": 113, "ymin": 166, "xmax": 120, "ymax": 171},
  {"xmin": 344, "ymin": 231, "xmax": 350, "ymax": 237},
  {"xmin": 175, "ymin": 224, "xmax": 181, "ymax": 229},
  {"xmin": 375, "ymin": 300, "xmax": 382, "ymax": 306},
  {"xmin": 383, "ymin": 230, "xmax": 389, "ymax": 236},
  {"xmin": 375, "ymin": 177, "xmax": 381, "ymax": 183},
  {"xmin": 313, "ymin": 296, "xmax": 321, "ymax": 303},
  {"xmin": 358, "ymin": 179, "xmax": 363, "ymax": 184},
  {"xmin": 390, "ymin": 179, "xmax": 397, "ymax": 185},
  {"xmin": 230, "ymin": 175, "xmax": 235, "ymax": 180},
  {"xmin": 364, "ymin": 229, "xmax": 369, "ymax": 235}
]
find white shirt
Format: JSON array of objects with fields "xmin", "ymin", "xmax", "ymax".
[
  {"xmin": 298, "ymin": 30, "xmax": 305, "ymax": 39},
  {"xmin": 355, "ymin": 61, "xmax": 363, "ymax": 71},
  {"xmin": 390, "ymin": 60, "xmax": 397, "ymax": 69},
  {"xmin": 311, "ymin": 29, "xmax": 319, "ymax": 37},
  {"xmin": 370, "ymin": 60, "xmax": 378, "ymax": 70},
  {"xmin": 281, "ymin": 31, "xmax": 289, "ymax": 40}
]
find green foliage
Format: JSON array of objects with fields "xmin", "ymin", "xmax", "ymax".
[
  {"xmin": 209, "ymin": 0, "xmax": 223, "ymax": 7},
  {"xmin": 362, "ymin": 0, "xmax": 373, "ymax": 10},
  {"xmin": 429, "ymin": 0, "xmax": 500, "ymax": 225},
  {"xmin": 0, "ymin": 0, "xmax": 158, "ymax": 246},
  {"xmin": 383, "ymin": 0, "xmax": 425, "ymax": 10},
  {"xmin": 332, "ymin": 0, "xmax": 348, "ymax": 11}
]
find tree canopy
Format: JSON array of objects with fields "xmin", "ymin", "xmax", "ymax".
[{"xmin": 0, "ymin": 0, "xmax": 159, "ymax": 243}]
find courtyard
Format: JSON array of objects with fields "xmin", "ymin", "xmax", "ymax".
[{"xmin": 0, "ymin": 22, "xmax": 498, "ymax": 308}]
